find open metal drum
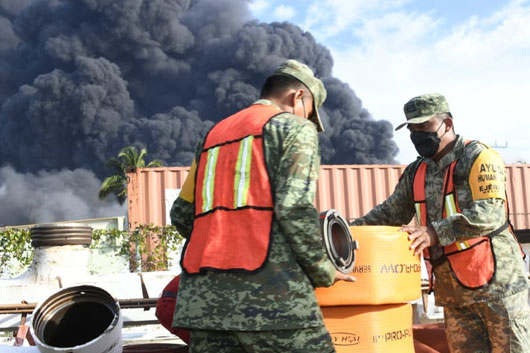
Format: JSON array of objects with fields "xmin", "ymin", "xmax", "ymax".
[{"xmin": 30, "ymin": 285, "xmax": 123, "ymax": 353}]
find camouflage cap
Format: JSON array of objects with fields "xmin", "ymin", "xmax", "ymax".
[
  {"xmin": 395, "ymin": 93, "xmax": 451, "ymax": 131},
  {"xmin": 274, "ymin": 59, "xmax": 327, "ymax": 132}
]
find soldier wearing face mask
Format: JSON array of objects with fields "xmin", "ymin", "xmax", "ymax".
[{"xmin": 351, "ymin": 93, "xmax": 530, "ymax": 353}]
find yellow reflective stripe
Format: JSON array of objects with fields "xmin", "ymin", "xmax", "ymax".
[
  {"xmin": 456, "ymin": 241, "xmax": 470, "ymax": 251},
  {"xmin": 445, "ymin": 194, "xmax": 457, "ymax": 217},
  {"xmin": 234, "ymin": 136, "xmax": 253, "ymax": 208},
  {"xmin": 415, "ymin": 203, "xmax": 422, "ymax": 225},
  {"xmin": 202, "ymin": 146, "xmax": 219, "ymax": 212}
]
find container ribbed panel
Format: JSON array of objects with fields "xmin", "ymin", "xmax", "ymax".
[{"xmin": 127, "ymin": 164, "xmax": 530, "ymax": 231}]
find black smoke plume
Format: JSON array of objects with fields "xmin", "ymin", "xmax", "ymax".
[
  {"xmin": 0, "ymin": 166, "xmax": 125, "ymax": 226},
  {"xmin": 0, "ymin": 0, "xmax": 398, "ymax": 225}
]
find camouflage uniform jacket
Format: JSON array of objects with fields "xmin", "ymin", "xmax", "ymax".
[
  {"xmin": 170, "ymin": 99, "xmax": 336, "ymax": 330},
  {"xmin": 352, "ymin": 136, "xmax": 528, "ymax": 307}
]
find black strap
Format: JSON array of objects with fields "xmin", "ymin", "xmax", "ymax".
[
  {"xmin": 428, "ymin": 255, "xmax": 447, "ymax": 268},
  {"xmin": 488, "ymin": 220, "xmax": 509, "ymax": 238},
  {"xmin": 161, "ymin": 290, "xmax": 178, "ymax": 298}
]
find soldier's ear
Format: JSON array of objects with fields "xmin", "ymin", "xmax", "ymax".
[
  {"xmin": 289, "ymin": 89, "xmax": 303, "ymax": 108},
  {"xmin": 294, "ymin": 89, "xmax": 304, "ymax": 100},
  {"xmin": 444, "ymin": 116, "xmax": 453, "ymax": 132}
]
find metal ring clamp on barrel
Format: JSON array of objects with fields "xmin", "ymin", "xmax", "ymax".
[{"xmin": 319, "ymin": 209, "xmax": 359, "ymax": 274}]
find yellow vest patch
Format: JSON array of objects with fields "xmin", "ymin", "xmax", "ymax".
[
  {"xmin": 468, "ymin": 148, "xmax": 506, "ymax": 201},
  {"xmin": 179, "ymin": 159, "xmax": 197, "ymax": 203}
]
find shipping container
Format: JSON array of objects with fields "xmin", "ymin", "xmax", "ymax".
[{"xmin": 127, "ymin": 164, "xmax": 530, "ymax": 232}]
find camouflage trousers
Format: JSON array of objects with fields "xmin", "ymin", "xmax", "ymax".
[
  {"xmin": 188, "ymin": 325, "xmax": 336, "ymax": 353},
  {"xmin": 444, "ymin": 289, "xmax": 530, "ymax": 353}
]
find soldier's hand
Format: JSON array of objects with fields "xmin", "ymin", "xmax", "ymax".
[
  {"xmin": 333, "ymin": 270, "xmax": 356, "ymax": 283},
  {"xmin": 400, "ymin": 225, "xmax": 438, "ymax": 256}
]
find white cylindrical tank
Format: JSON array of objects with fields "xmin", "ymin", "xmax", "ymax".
[{"xmin": 30, "ymin": 285, "xmax": 123, "ymax": 353}]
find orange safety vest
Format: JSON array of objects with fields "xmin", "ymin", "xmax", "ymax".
[
  {"xmin": 413, "ymin": 141, "xmax": 511, "ymax": 293},
  {"xmin": 181, "ymin": 104, "xmax": 282, "ymax": 274}
]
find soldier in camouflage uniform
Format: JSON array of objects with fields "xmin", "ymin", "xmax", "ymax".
[
  {"xmin": 170, "ymin": 59, "xmax": 354, "ymax": 353},
  {"xmin": 352, "ymin": 93, "xmax": 530, "ymax": 353}
]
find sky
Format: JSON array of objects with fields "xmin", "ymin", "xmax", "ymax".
[{"xmin": 250, "ymin": 0, "xmax": 530, "ymax": 165}]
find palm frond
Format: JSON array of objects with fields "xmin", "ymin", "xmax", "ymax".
[
  {"xmin": 146, "ymin": 159, "xmax": 164, "ymax": 167},
  {"xmin": 100, "ymin": 145, "xmax": 166, "ymax": 205},
  {"xmin": 99, "ymin": 175, "xmax": 126, "ymax": 200},
  {"xmin": 137, "ymin": 148, "xmax": 148, "ymax": 167},
  {"xmin": 105, "ymin": 158, "xmax": 125, "ymax": 175}
]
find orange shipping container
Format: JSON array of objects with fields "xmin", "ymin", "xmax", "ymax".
[
  {"xmin": 322, "ymin": 303, "xmax": 414, "ymax": 353},
  {"xmin": 127, "ymin": 164, "xmax": 530, "ymax": 232},
  {"xmin": 315, "ymin": 226, "xmax": 421, "ymax": 306}
]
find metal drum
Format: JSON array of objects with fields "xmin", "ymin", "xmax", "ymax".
[{"xmin": 30, "ymin": 285, "xmax": 123, "ymax": 353}]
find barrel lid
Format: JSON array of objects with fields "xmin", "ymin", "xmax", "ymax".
[{"xmin": 319, "ymin": 209, "xmax": 358, "ymax": 274}]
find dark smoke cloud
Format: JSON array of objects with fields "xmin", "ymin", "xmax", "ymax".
[
  {"xmin": 320, "ymin": 77, "xmax": 398, "ymax": 164},
  {"xmin": 2, "ymin": 56, "xmax": 134, "ymax": 172},
  {"xmin": 0, "ymin": 0, "xmax": 398, "ymax": 225},
  {"xmin": 0, "ymin": 166, "xmax": 125, "ymax": 226}
]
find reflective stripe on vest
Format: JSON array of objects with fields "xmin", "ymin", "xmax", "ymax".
[
  {"xmin": 441, "ymin": 160, "xmax": 459, "ymax": 218},
  {"xmin": 182, "ymin": 104, "xmax": 281, "ymax": 274},
  {"xmin": 413, "ymin": 160, "xmax": 460, "ymax": 227},
  {"xmin": 234, "ymin": 135, "xmax": 254, "ymax": 208},
  {"xmin": 201, "ymin": 146, "xmax": 219, "ymax": 213},
  {"xmin": 413, "ymin": 162, "xmax": 428, "ymax": 226},
  {"xmin": 413, "ymin": 161, "xmax": 447, "ymax": 293}
]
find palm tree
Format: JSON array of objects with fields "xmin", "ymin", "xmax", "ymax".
[{"xmin": 99, "ymin": 146, "xmax": 164, "ymax": 204}]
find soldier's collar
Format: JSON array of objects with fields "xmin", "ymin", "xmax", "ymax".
[
  {"xmin": 253, "ymin": 99, "xmax": 282, "ymax": 110},
  {"xmin": 426, "ymin": 135, "xmax": 465, "ymax": 172}
]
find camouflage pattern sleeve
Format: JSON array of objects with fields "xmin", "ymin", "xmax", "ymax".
[
  {"xmin": 170, "ymin": 197, "xmax": 194, "ymax": 239},
  {"xmin": 432, "ymin": 199, "xmax": 507, "ymax": 247},
  {"xmin": 431, "ymin": 145, "xmax": 508, "ymax": 247},
  {"xmin": 170, "ymin": 143, "xmax": 202, "ymax": 238},
  {"xmin": 351, "ymin": 162, "xmax": 417, "ymax": 226},
  {"xmin": 269, "ymin": 114, "xmax": 336, "ymax": 288}
]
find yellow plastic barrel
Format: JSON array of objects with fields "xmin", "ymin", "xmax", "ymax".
[
  {"xmin": 322, "ymin": 303, "xmax": 414, "ymax": 353},
  {"xmin": 315, "ymin": 226, "xmax": 421, "ymax": 305}
]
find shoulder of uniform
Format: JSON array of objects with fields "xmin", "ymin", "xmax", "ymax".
[
  {"xmin": 473, "ymin": 145, "xmax": 504, "ymax": 164},
  {"xmin": 407, "ymin": 156, "xmax": 425, "ymax": 173},
  {"xmin": 400, "ymin": 157, "xmax": 424, "ymax": 182},
  {"xmin": 463, "ymin": 140, "xmax": 503, "ymax": 165},
  {"xmin": 464, "ymin": 140, "xmax": 490, "ymax": 154}
]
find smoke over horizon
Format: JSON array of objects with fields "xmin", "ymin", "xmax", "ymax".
[
  {"xmin": 0, "ymin": 166, "xmax": 125, "ymax": 226},
  {"xmin": 0, "ymin": 0, "xmax": 399, "ymax": 226}
]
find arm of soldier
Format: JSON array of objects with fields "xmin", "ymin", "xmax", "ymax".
[
  {"xmin": 431, "ymin": 148, "xmax": 507, "ymax": 246},
  {"xmin": 350, "ymin": 164, "xmax": 416, "ymax": 226},
  {"xmin": 273, "ymin": 121, "xmax": 336, "ymax": 287},
  {"xmin": 169, "ymin": 159, "xmax": 197, "ymax": 239}
]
